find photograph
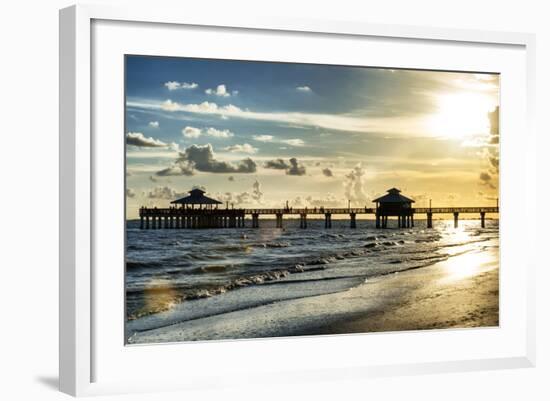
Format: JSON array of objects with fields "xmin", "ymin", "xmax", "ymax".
[{"xmin": 124, "ymin": 55, "xmax": 500, "ymax": 344}]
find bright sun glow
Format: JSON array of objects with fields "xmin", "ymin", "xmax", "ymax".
[{"xmin": 427, "ymin": 93, "xmax": 495, "ymax": 140}]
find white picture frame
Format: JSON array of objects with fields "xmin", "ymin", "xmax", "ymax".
[{"xmin": 59, "ymin": 4, "xmax": 536, "ymax": 397}]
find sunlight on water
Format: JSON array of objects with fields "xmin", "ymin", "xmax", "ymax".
[
  {"xmin": 139, "ymin": 279, "xmax": 179, "ymax": 317},
  {"xmin": 440, "ymin": 249, "xmax": 496, "ymax": 282}
]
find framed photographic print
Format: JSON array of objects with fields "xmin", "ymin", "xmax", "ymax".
[{"xmin": 60, "ymin": 4, "xmax": 536, "ymax": 397}]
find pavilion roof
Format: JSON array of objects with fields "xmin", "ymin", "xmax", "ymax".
[
  {"xmin": 372, "ymin": 188, "xmax": 415, "ymax": 203},
  {"xmin": 171, "ymin": 188, "xmax": 222, "ymax": 205}
]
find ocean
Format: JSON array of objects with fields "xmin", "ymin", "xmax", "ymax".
[{"xmin": 125, "ymin": 218, "xmax": 499, "ymax": 343}]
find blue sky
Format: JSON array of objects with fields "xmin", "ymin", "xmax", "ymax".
[{"xmin": 125, "ymin": 55, "xmax": 500, "ymax": 218}]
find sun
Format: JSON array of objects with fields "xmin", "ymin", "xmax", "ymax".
[{"xmin": 427, "ymin": 92, "xmax": 496, "ymax": 140}]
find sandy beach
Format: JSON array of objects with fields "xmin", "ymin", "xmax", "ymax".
[
  {"xmin": 128, "ymin": 237, "xmax": 499, "ymax": 344},
  {"xmin": 315, "ymin": 249, "xmax": 499, "ymax": 335}
]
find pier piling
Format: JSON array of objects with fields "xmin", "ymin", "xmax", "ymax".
[
  {"xmin": 276, "ymin": 213, "xmax": 283, "ymax": 229},
  {"xmin": 325, "ymin": 213, "xmax": 332, "ymax": 229},
  {"xmin": 300, "ymin": 213, "xmax": 308, "ymax": 229},
  {"xmin": 252, "ymin": 213, "xmax": 259, "ymax": 228},
  {"xmin": 453, "ymin": 212, "xmax": 459, "ymax": 228}
]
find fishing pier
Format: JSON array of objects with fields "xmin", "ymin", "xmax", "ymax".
[{"xmin": 138, "ymin": 188, "xmax": 499, "ymax": 230}]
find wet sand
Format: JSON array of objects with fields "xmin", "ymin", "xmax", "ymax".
[{"xmin": 315, "ymin": 251, "xmax": 499, "ymax": 335}]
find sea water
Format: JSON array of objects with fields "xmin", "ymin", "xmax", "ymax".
[{"xmin": 125, "ymin": 218, "xmax": 498, "ymax": 342}]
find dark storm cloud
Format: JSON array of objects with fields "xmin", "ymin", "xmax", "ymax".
[
  {"xmin": 286, "ymin": 158, "xmax": 306, "ymax": 176},
  {"xmin": 156, "ymin": 144, "xmax": 257, "ymax": 176},
  {"xmin": 264, "ymin": 158, "xmax": 306, "ymax": 176},
  {"xmin": 264, "ymin": 158, "xmax": 289, "ymax": 170},
  {"xmin": 322, "ymin": 167, "xmax": 333, "ymax": 177},
  {"xmin": 126, "ymin": 132, "xmax": 167, "ymax": 148}
]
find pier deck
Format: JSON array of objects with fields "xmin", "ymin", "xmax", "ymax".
[{"xmin": 138, "ymin": 206, "xmax": 499, "ymax": 229}]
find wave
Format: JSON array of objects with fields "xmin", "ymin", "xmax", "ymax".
[{"xmin": 126, "ymin": 223, "xmax": 499, "ymax": 320}]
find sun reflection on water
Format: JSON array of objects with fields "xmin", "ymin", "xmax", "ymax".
[{"xmin": 437, "ymin": 221, "xmax": 498, "ymax": 283}]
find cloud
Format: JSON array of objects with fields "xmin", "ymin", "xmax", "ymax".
[
  {"xmin": 206, "ymin": 127, "xmax": 234, "ymax": 138},
  {"xmin": 252, "ymin": 134, "xmax": 303, "ymax": 147},
  {"xmin": 139, "ymin": 99, "xmax": 392, "ymax": 136},
  {"xmin": 488, "ymin": 106, "xmax": 499, "ymax": 146},
  {"xmin": 322, "ymin": 167, "xmax": 333, "ymax": 177},
  {"xmin": 149, "ymin": 175, "xmax": 158, "ymax": 182},
  {"xmin": 251, "ymin": 180, "xmax": 263, "ymax": 202},
  {"xmin": 479, "ymin": 171, "xmax": 496, "ymax": 189},
  {"xmin": 164, "ymin": 81, "xmax": 198, "ymax": 91},
  {"xmin": 126, "ymin": 188, "xmax": 136, "ymax": 198},
  {"xmin": 296, "ymin": 86, "xmax": 311, "ymax": 92},
  {"xmin": 479, "ymin": 172, "xmax": 491, "ymax": 182},
  {"xmin": 215, "ymin": 180, "xmax": 264, "ymax": 206},
  {"xmin": 253, "ymin": 135, "xmax": 274, "ymax": 142},
  {"xmin": 168, "ymin": 142, "xmax": 180, "ymax": 152},
  {"xmin": 305, "ymin": 193, "xmax": 344, "ymax": 208},
  {"xmin": 148, "ymin": 121, "xmax": 159, "ymax": 128},
  {"xmin": 147, "ymin": 186, "xmax": 185, "ymax": 200},
  {"xmin": 264, "ymin": 158, "xmax": 289, "ymax": 170},
  {"xmin": 286, "ymin": 158, "xmax": 306, "ymax": 176},
  {"xmin": 205, "ymin": 84, "xmax": 231, "ymax": 97},
  {"xmin": 343, "ymin": 164, "xmax": 369, "ymax": 204},
  {"xmin": 280, "ymin": 138, "xmax": 305, "ymax": 147},
  {"xmin": 156, "ymin": 165, "xmax": 193, "ymax": 176},
  {"xmin": 126, "ymin": 132, "xmax": 167, "ymax": 148},
  {"xmin": 479, "ymin": 106, "xmax": 499, "ymax": 189},
  {"xmin": 157, "ymin": 144, "xmax": 257, "ymax": 176},
  {"xmin": 182, "ymin": 126, "xmax": 202, "ymax": 138},
  {"xmin": 264, "ymin": 158, "xmax": 306, "ymax": 175},
  {"xmin": 223, "ymin": 143, "xmax": 258, "ymax": 154},
  {"xmin": 182, "ymin": 126, "xmax": 234, "ymax": 139},
  {"xmin": 161, "ymin": 99, "xmax": 235, "ymax": 113}
]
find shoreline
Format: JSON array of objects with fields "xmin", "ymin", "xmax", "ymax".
[
  {"xmin": 128, "ymin": 245, "xmax": 499, "ymax": 344},
  {"xmin": 302, "ymin": 251, "xmax": 499, "ymax": 336}
]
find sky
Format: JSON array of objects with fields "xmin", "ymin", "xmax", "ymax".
[{"xmin": 125, "ymin": 55, "xmax": 500, "ymax": 219}]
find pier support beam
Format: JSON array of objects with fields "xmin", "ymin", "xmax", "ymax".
[
  {"xmin": 140, "ymin": 216, "xmax": 144, "ymax": 229},
  {"xmin": 453, "ymin": 212, "xmax": 459, "ymax": 228},
  {"xmin": 427, "ymin": 212, "xmax": 433, "ymax": 229},
  {"xmin": 325, "ymin": 213, "xmax": 332, "ymax": 229},
  {"xmin": 411, "ymin": 214, "xmax": 414, "ymax": 228},
  {"xmin": 300, "ymin": 213, "xmax": 307, "ymax": 229},
  {"xmin": 145, "ymin": 216, "xmax": 150, "ymax": 229},
  {"xmin": 252, "ymin": 213, "xmax": 259, "ymax": 228},
  {"xmin": 480, "ymin": 212, "xmax": 486, "ymax": 228},
  {"xmin": 350, "ymin": 213, "xmax": 356, "ymax": 228},
  {"xmin": 276, "ymin": 213, "xmax": 283, "ymax": 229}
]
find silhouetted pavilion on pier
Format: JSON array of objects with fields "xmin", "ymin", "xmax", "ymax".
[
  {"xmin": 140, "ymin": 188, "xmax": 245, "ymax": 229},
  {"xmin": 171, "ymin": 188, "xmax": 222, "ymax": 209},
  {"xmin": 373, "ymin": 188, "xmax": 415, "ymax": 228}
]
